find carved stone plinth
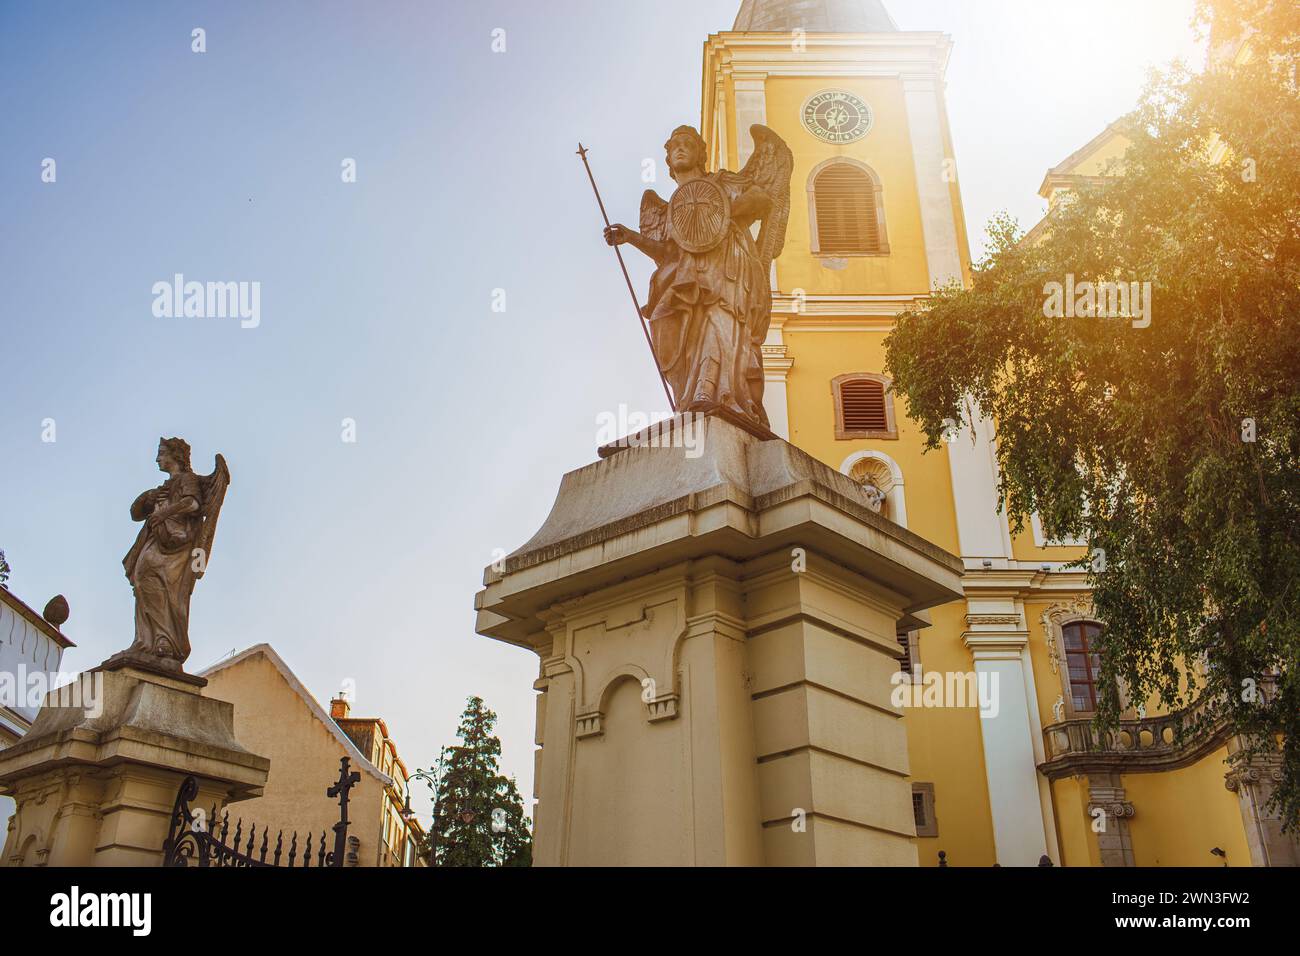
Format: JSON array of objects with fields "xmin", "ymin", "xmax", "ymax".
[
  {"xmin": 475, "ymin": 415, "xmax": 963, "ymax": 866},
  {"xmin": 0, "ymin": 664, "xmax": 269, "ymax": 866}
]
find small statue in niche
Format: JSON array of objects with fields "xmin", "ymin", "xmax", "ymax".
[{"xmin": 861, "ymin": 481, "xmax": 887, "ymax": 515}]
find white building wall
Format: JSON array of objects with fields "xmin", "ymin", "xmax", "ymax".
[{"xmin": 0, "ymin": 593, "xmax": 70, "ymax": 849}]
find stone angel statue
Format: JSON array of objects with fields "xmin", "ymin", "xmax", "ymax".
[
  {"xmin": 119, "ymin": 437, "xmax": 229, "ymax": 671},
  {"xmin": 604, "ymin": 123, "xmax": 792, "ymax": 431}
]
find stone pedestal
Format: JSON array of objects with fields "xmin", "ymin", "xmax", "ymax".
[
  {"xmin": 0, "ymin": 663, "xmax": 269, "ymax": 866},
  {"xmin": 474, "ymin": 415, "xmax": 963, "ymax": 866}
]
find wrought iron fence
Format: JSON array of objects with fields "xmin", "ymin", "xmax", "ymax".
[{"xmin": 163, "ymin": 756, "xmax": 361, "ymax": 868}]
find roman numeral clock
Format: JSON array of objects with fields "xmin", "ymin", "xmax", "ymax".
[{"xmin": 801, "ymin": 90, "xmax": 874, "ymax": 144}]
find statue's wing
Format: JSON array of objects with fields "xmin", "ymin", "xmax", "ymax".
[
  {"xmin": 737, "ymin": 124, "xmax": 793, "ymax": 272},
  {"xmin": 639, "ymin": 189, "xmax": 670, "ymax": 244},
  {"xmin": 190, "ymin": 454, "xmax": 230, "ymax": 586}
]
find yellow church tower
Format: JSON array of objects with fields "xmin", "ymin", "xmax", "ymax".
[
  {"xmin": 701, "ymin": 0, "xmax": 1295, "ymax": 867},
  {"xmin": 704, "ymin": 0, "xmax": 971, "ymax": 443}
]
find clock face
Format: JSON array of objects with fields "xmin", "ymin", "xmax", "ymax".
[{"xmin": 801, "ymin": 90, "xmax": 873, "ymax": 144}]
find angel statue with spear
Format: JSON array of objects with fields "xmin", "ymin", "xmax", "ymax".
[
  {"xmin": 599, "ymin": 124, "xmax": 791, "ymax": 432},
  {"xmin": 116, "ymin": 436, "xmax": 229, "ymax": 672}
]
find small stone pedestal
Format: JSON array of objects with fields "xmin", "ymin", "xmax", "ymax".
[
  {"xmin": 474, "ymin": 415, "xmax": 963, "ymax": 866},
  {"xmin": 0, "ymin": 661, "xmax": 269, "ymax": 867}
]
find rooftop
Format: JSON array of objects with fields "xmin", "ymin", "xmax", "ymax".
[{"xmin": 733, "ymin": 0, "xmax": 898, "ymax": 33}]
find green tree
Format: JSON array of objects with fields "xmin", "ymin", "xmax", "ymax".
[
  {"xmin": 0, "ymin": 549, "xmax": 9, "ymax": 587},
  {"xmin": 420, "ymin": 696, "xmax": 531, "ymax": 866},
  {"xmin": 885, "ymin": 0, "xmax": 1299, "ymax": 827}
]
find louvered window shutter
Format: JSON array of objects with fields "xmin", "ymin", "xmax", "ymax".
[
  {"xmin": 897, "ymin": 634, "xmax": 913, "ymax": 675},
  {"xmin": 840, "ymin": 379, "xmax": 888, "ymax": 432},
  {"xmin": 815, "ymin": 165, "xmax": 879, "ymax": 254}
]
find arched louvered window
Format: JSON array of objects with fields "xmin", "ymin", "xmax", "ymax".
[
  {"xmin": 832, "ymin": 373, "xmax": 897, "ymax": 440},
  {"xmin": 809, "ymin": 159, "xmax": 889, "ymax": 256}
]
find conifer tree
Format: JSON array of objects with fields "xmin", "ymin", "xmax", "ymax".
[{"xmin": 421, "ymin": 696, "xmax": 531, "ymax": 866}]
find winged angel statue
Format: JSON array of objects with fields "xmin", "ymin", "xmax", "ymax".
[
  {"xmin": 604, "ymin": 124, "xmax": 792, "ymax": 431},
  {"xmin": 120, "ymin": 437, "xmax": 229, "ymax": 671}
]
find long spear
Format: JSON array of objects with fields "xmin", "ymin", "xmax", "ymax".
[{"xmin": 576, "ymin": 143, "xmax": 677, "ymax": 412}]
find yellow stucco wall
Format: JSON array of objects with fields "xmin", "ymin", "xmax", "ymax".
[
  {"xmin": 203, "ymin": 652, "xmax": 389, "ymax": 866},
  {"xmin": 767, "ymin": 76, "xmax": 935, "ymax": 295},
  {"xmin": 782, "ymin": 328, "xmax": 962, "ymax": 551},
  {"xmin": 1123, "ymin": 748, "xmax": 1250, "ymax": 867},
  {"xmin": 1026, "ymin": 596, "xmax": 1076, "ymax": 724},
  {"xmin": 903, "ymin": 601, "xmax": 997, "ymax": 866},
  {"xmin": 1010, "ymin": 526, "xmax": 1086, "ymax": 565},
  {"xmin": 1051, "ymin": 776, "xmax": 1101, "ymax": 867},
  {"xmin": 1047, "ymin": 751, "xmax": 1249, "ymax": 869}
]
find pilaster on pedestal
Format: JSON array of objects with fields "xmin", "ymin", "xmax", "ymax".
[
  {"xmin": 475, "ymin": 415, "xmax": 963, "ymax": 866},
  {"xmin": 1087, "ymin": 773, "xmax": 1136, "ymax": 867}
]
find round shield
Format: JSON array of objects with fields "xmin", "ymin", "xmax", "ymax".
[{"xmin": 669, "ymin": 178, "xmax": 731, "ymax": 253}]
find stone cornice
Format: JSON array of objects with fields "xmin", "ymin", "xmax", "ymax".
[
  {"xmin": 476, "ymin": 417, "xmax": 964, "ymax": 650},
  {"xmin": 773, "ymin": 292, "xmax": 930, "ymax": 320},
  {"xmin": 960, "ymin": 568, "xmax": 1091, "ymax": 599},
  {"xmin": 0, "ymin": 706, "xmax": 32, "ymax": 739},
  {"xmin": 962, "ymin": 631, "xmax": 1028, "ymax": 656},
  {"xmin": 704, "ymin": 31, "xmax": 953, "ymax": 78},
  {"xmin": 966, "ymin": 613, "xmax": 1022, "ymax": 626},
  {"xmin": 761, "ymin": 343, "xmax": 794, "ymax": 375}
]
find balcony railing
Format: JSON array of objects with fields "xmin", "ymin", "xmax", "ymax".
[{"xmin": 1039, "ymin": 700, "xmax": 1230, "ymax": 778}]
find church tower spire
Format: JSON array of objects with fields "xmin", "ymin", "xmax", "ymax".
[{"xmin": 733, "ymin": 0, "xmax": 899, "ymax": 33}]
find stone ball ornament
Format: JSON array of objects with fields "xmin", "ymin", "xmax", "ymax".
[{"xmin": 42, "ymin": 593, "xmax": 70, "ymax": 628}]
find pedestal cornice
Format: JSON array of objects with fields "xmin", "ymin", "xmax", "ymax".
[{"xmin": 475, "ymin": 416, "xmax": 962, "ymax": 651}]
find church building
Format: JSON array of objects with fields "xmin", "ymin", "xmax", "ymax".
[{"xmin": 707, "ymin": 0, "xmax": 1294, "ymax": 866}]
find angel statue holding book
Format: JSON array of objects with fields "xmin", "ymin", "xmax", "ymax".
[
  {"xmin": 603, "ymin": 123, "xmax": 792, "ymax": 431},
  {"xmin": 118, "ymin": 437, "xmax": 229, "ymax": 671}
]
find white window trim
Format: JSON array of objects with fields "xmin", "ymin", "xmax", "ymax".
[{"xmin": 1030, "ymin": 512, "xmax": 1087, "ymax": 548}]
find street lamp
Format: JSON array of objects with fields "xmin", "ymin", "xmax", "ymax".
[
  {"xmin": 398, "ymin": 768, "xmax": 440, "ymax": 867},
  {"xmin": 401, "ymin": 748, "xmax": 486, "ymax": 866},
  {"xmin": 400, "ymin": 768, "xmax": 438, "ymax": 823}
]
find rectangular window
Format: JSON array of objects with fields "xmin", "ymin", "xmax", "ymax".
[
  {"xmin": 1063, "ymin": 621, "xmax": 1102, "ymax": 713},
  {"xmin": 912, "ymin": 783, "xmax": 938, "ymax": 838}
]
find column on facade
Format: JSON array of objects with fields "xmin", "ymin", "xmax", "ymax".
[
  {"xmin": 900, "ymin": 73, "xmax": 963, "ymax": 289},
  {"xmin": 963, "ymin": 618, "xmax": 1054, "ymax": 866}
]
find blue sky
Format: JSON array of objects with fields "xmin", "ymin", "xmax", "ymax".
[{"xmin": 0, "ymin": 0, "xmax": 1202, "ymax": 824}]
